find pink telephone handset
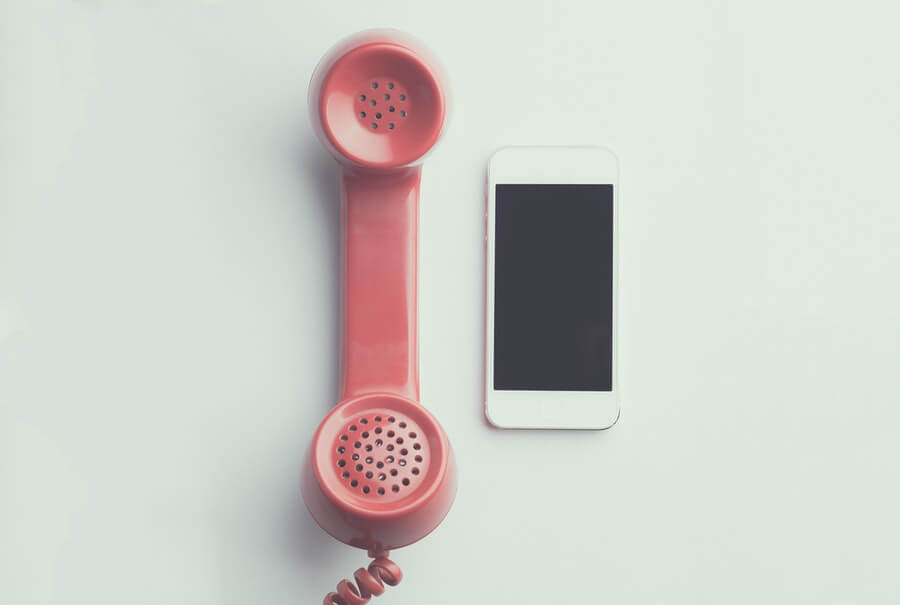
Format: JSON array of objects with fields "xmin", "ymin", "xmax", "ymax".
[{"xmin": 301, "ymin": 30, "xmax": 456, "ymax": 605}]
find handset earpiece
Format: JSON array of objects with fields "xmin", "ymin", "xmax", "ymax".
[{"xmin": 301, "ymin": 30, "xmax": 456, "ymax": 605}]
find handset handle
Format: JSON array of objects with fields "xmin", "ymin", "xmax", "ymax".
[{"xmin": 339, "ymin": 167, "xmax": 421, "ymax": 403}]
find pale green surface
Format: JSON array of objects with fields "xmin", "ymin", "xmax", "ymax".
[{"xmin": 2, "ymin": 1, "xmax": 900, "ymax": 603}]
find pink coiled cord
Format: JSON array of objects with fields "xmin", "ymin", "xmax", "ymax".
[{"xmin": 323, "ymin": 553, "xmax": 403, "ymax": 605}]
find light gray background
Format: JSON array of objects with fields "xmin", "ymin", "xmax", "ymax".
[{"xmin": 2, "ymin": 1, "xmax": 900, "ymax": 603}]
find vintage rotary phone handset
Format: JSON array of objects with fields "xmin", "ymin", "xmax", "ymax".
[{"xmin": 301, "ymin": 31, "xmax": 457, "ymax": 604}]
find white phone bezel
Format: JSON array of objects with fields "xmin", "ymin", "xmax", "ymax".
[{"xmin": 485, "ymin": 146, "xmax": 619, "ymax": 429}]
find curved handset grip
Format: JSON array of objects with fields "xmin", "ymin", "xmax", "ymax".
[{"xmin": 339, "ymin": 167, "xmax": 421, "ymax": 404}]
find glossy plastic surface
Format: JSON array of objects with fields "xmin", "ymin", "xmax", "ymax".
[
  {"xmin": 339, "ymin": 169, "xmax": 420, "ymax": 402},
  {"xmin": 302, "ymin": 30, "xmax": 455, "ymax": 555},
  {"xmin": 302, "ymin": 393, "xmax": 456, "ymax": 551},
  {"xmin": 308, "ymin": 29, "xmax": 448, "ymax": 170}
]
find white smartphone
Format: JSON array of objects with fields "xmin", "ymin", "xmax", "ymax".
[{"xmin": 485, "ymin": 146, "xmax": 619, "ymax": 429}]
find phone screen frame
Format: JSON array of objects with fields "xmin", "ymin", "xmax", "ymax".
[{"xmin": 485, "ymin": 146, "xmax": 619, "ymax": 429}]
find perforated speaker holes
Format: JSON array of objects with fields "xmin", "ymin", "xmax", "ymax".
[
  {"xmin": 357, "ymin": 80, "xmax": 409, "ymax": 132},
  {"xmin": 335, "ymin": 414, "xmax": 425, "ymax": 497}
]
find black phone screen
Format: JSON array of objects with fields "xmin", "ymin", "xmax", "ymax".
[{"xmin": 493, "ymin": 184, "xmax": 614, "ymax": 391}]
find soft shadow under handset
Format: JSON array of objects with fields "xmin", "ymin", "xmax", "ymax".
[{"xmin": 301, "ymin": 30, "xmax": 456, "ymax": 605}]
